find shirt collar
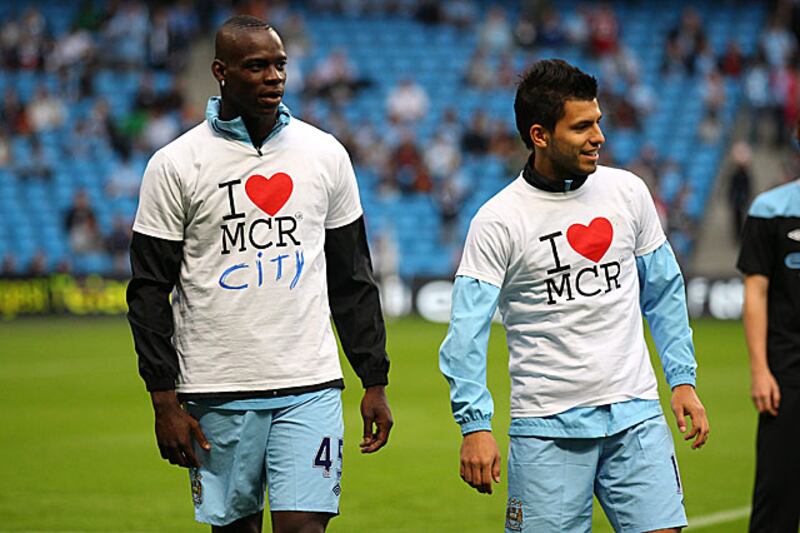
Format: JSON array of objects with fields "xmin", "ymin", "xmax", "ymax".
[
  {"xmin": 205, "ymin": 96, "xmax": 291, "ymax": 148},
  {"xmin": 522, "ymin": 153, "xmax": 588, "ymax": 193}
]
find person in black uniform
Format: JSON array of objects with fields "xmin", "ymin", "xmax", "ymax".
[{"xmin": 737, "ymin": 121, "xmax": 800, "ymax": 533}]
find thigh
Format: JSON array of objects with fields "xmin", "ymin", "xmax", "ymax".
[
  {"xmin": 186, "ymin": 404, "xmax": 272, "ymax": 526},
  {"xmin": 595, "ymin": 416, "xmax": 687, "ymax": 533},
  {"xmin": 750, "ymin": 385, "xmax": 800, "ymax": 532},
  {"xmin": 266, "ymin": 388, "xmax": 344, "ymax": 515},
  {"xmin": 506, "ymin": 435, "xmax": 599, "ymax": 533}
]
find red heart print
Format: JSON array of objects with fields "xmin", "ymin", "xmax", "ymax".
[
  {"xmin": 245, "ymin": 172, "xmax": 293, "ymax": 216},
  {"xmin": 566, "ymin": 217, "xmax": 613, "ymax": 263}
]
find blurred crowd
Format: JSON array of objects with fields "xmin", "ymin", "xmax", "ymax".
[{"xmin": 1, "ymin": 0, "xmax": 797, "ymax": 278}]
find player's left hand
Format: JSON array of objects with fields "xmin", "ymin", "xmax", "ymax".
[
  {"xmin": 670, "ymin": 384, "xmax": 710, "ymax": 449},
  {"xmin": 359, "ymin": 385, "xmax": 393, "ymax": 453}
]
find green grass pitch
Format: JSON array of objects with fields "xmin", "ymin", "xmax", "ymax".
[{"xmin": 0, "ymin": 317, "xmax": 755, "ymax": 532}]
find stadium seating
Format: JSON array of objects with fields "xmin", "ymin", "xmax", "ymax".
[{"xmin": 0, "ymin": 0, "xmax": 767, "ymax": 277}]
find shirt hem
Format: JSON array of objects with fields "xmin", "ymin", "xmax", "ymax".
[
  {"xmin": 634, "ymin": 235, "xmax": 667, "ymax": 257},
  {"xmin": 325, "ymin": 209, "xmax": 363, "ymax": 230},
  {"xmin": 132, "ymin": 223, "xmax": 183, "ymax": 242},
  {"xmin": 509, "ymin": 391, "xmax": 660, "ymax": 419},
  {"xmin": 455, "ymin": 269, "xmax": 503, "ymax": 288}
]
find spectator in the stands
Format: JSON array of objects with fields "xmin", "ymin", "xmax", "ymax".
[
  {"xmin": 306, "ymin": 49, "xmax": 366, "ymax": 104},
  {"xmin": 49, "ymin": 25, "xmax": 95, "ymax": 72},
  {"xmin": 461, "ymin": 110, "xmax": 490, "ymax": 155},
  {"xmin": 435, "ymin": 176, "xmax": 467, "ymax": 245},
  {"xmin": 27, "ymin": 85, "xmax": 66, "ymax": 133},
  {"xmin": 479, "ymin": 6, "xmax": 513, "ymax": 53},
  {"xmin": 743, "ymin": 51, "xmax": 773, "ymax": 144},
  {"xmin": 700, "ymin": 68, "xmax": 727, "ymax": 133},
  {"xmin": 425, "ymin": 129, "xmax": 461, "ymax": 182},
  {"xmin": 727, "ymin": 142, "xmax": 753, "ymax": 242},
  {"xmin": 105, "ymin": 153, "xmax": 141, "ymax": 199},
  {"xmin": 391, "ymin": 131, "xmax": 431, "ymax": 194},
  {"xmin": 387, "ymin": 78, "xmax": 429, "ymax": 123},
  {"xmin": 106, "ymin": 215, "xmax": 132, "ymax": 276},
  {"xmin": 27, "ymin": 250, "xmax": 48, "ymax": 277},
  {"xmin": 718, "ymin": 40, "xmax": 746, "ymax": 78},
  {"xmin": 488, "ymin": 118, "xmax": 517, "ymax": 159},
  {"xmin": 588, "ymin": 2, "xmax": 619, "ymax": 57},
  {"xmin": 496, "ymin": 53, "xmax": 516, "ymax": 88},
  {"xmin": 629, "ymin": 145, "xmax": 662, "ymax": 192},
  {"xmin": 443, "ymin": 0, "xmax": 478, "ymax": 31},
  {"xmin": 64, "ymin": 190, "xmax": 102, "ymax": 256},
  {"xmin": 148, "ymin": 7, "xmax": 171, "ymax": 70},
  {"xmin": 761, "ymin": 14, "xmax": 797, "ymax": 68},
  {"xmin": 628, "ymin": 72, "xmax": 656, "ymax": 119},
  {"xmin": 0, "ymin": 253, "xmax": 17, "ymax": 277},
  {"xmin": 1, "ymin": 88, "xmax": 30, "ymax": 136},
  {"xmin": 537, "ymin": 7, "xmax": 567, "ymax": 47},
  {"xmin": 100, "ymin": 1, "xmax": 150, "ymax": 68},
  {"xmin": 140, "ymin": 107, "xmax": 180, "ymax": 153},
  {"xmin": 166, "ymin": 0, "xmax": 200, "ymax": 70},
  {"xmin": 564, "ymin": 3, "xmax": 590, "ymax": 49},
  {"xmin": 465, "ymin": 49, "xmax": 494, "ymax": 90}
]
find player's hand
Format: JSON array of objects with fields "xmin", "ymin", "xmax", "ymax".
[
  {"xmin": 460, "ymin": 431, "xmax": 501, "ymax": 495},
  {"xmin": 359, "ymin": 385, "xmax": 393, "ymax": 454},
  {"xmin": 670, "ymin": 384, "xmax": 709, "ymax": 450},
  {"xmin": 751, "ymin": 368, "xmax": 781, "ymax": 416},
  {"xmin": 151, "ymin": 390, "xmax": 210, "ymax": 468}
]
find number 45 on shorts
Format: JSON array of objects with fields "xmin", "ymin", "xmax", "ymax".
[{"xmin": 313, "ymin": 436, "xmax": 343, "ymax": 479}]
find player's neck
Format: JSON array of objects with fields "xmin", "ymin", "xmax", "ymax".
[
  {"xmin": 532, "ymin": 154, "xmax": 569, "ymax": 185},
  {"xmin": 218, "ymin": 99, "xmax": 278, "ymax": 148}
]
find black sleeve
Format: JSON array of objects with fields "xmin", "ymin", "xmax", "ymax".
[
  {"xmin": 325, "ymin": 216, "xmax": 390, "ymax": 388},
  {"xmin": 736, "ymin": 216, "xmax": 774, "ymax": 276},
  {"xmin": 126, "ymin": 231, "xmax": 183, "ymax": 391}
]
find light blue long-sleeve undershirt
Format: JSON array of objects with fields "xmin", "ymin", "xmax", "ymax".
[{"xmin": 439, "ymin": 241, "xmax": 697, "ymax": 438}]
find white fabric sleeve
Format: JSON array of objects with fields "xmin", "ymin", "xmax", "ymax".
[
  {"xmin": 456, "ymin": 212, "xmax": 510, "ymax": 288},
  {"xmin": 325, "ymin": 141, "xmax": 363, "ymax": 229},
  {"xmin": 132, "ymin": 150, "xmax": 185, "ymax": 241},
  {"xmin": 633, "ymin": 177, "xmax": 667, "ymax": 256}
]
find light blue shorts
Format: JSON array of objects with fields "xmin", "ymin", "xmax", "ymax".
[
  {"xmin": 185, "ymin": 388, "xmax": 344, "ymax": 526},
  {"xmin": 506, "ymin": 415, "xmax": 687, "ymax": 533}
]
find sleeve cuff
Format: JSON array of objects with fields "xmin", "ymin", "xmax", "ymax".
[
  {"xmin": 361, "ymin": 374, "xmax": 389, "ymax": 388},
  {"xmin": 668, "ymin": 372, "xmax": 697, "ymax": 389},
  {"xmin": 460, "ymin": 418, "xmax": 492, "ymax": 435}
]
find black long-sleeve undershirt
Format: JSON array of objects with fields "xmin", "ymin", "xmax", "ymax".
[
  {"xmin": 126, "ymin": 215, "xmax": 389, "ymax": 393},
  {"xmin": 324, "ymin": 216, "xmax": 390, "ymax": 388}
]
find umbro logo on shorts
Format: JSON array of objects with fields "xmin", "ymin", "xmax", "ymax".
[{"xmin": 788, "ymin": 228, "xmax": 800, "ymax": 242}]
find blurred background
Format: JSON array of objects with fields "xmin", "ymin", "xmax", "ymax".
[{"xmin": 0, "ymin": 0, "xmax": 797, "ymax": 531}]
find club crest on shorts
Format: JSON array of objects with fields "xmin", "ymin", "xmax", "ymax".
[
  {"xmin": 190, "ymin": 468, "xmax": 203, "ymax": 505},
  {"xmin": 505, "ymin": 497, "xmax": 523, "ymax": 531}
]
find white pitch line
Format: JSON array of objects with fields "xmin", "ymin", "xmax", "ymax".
[{"xmin": 689, "ymin": 506, "xmax": 751, "ymax": 529}]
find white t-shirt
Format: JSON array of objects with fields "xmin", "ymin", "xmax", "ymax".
[
  {"xmin": 133, "ymin": 118, "xmax": 362, "ymax": 394},
  {"xmin": 458, "ymin": 166, "xmax": 666, "ymax": 418}
]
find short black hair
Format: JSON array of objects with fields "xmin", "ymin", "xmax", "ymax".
[
  {"xmin": 215, "ymin": 15, "xmax": 274, "ymax": 60},
  {"xmin": 514, "ymin": 59, "xmax": 598, "ymax": 150},
  {"xmin": 220, "ymin": 14, "xmax": 272, "ymax": 33}
]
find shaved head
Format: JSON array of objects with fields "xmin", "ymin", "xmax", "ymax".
[{"xmin": 215, "ymin": 15, "xmax": 274, "ymax": 62}]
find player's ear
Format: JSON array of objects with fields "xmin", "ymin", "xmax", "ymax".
[
  {"xmin": 530, "ymin": 124, "xmax": 549, "ymax": 150},
  {"xmin": 212, "ymin": 59, "xmax": 226, "ymax": 85}
]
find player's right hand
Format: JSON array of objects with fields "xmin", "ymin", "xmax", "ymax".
[
  {"xmin": 751, "ymin": 368, "xmax": 781, "ymax": 417},
  {"xmin": 151, "ymin": 391, "xmax": 210, "ymax": 468},
  {"xmin": 460, "ymin": 431, "xmax": 501, "ymax": 495}
]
